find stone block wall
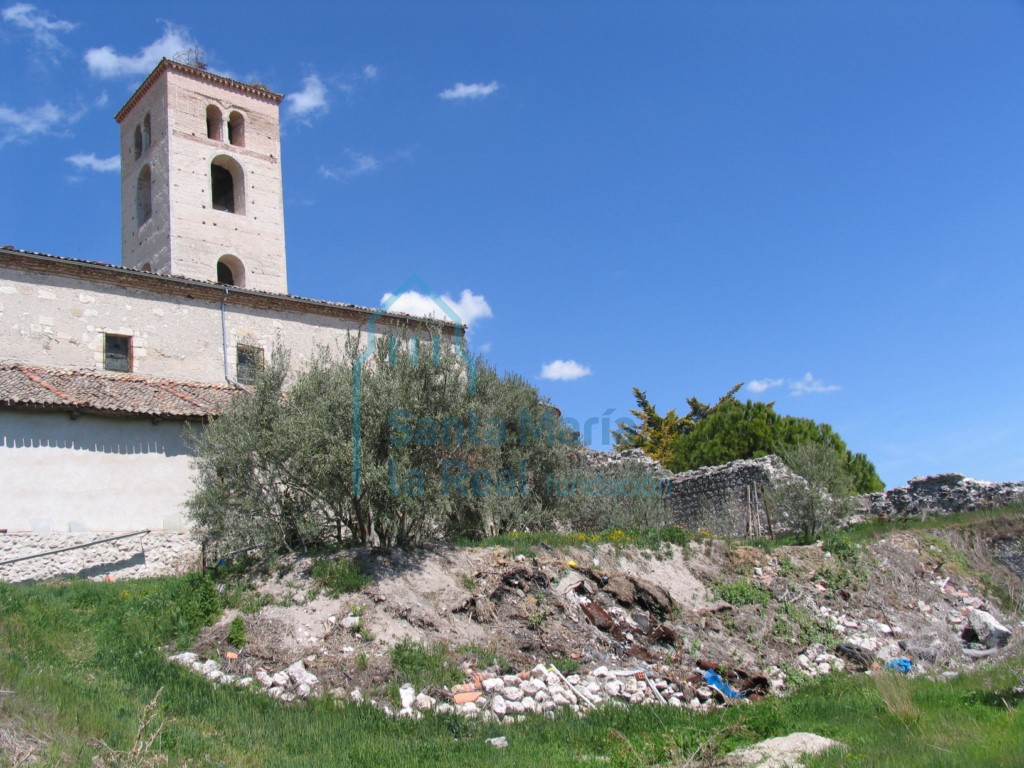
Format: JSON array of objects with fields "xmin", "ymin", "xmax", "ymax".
[{"xmin": 0, "ymin": 531, "xmax": 200, "ymax": 584}]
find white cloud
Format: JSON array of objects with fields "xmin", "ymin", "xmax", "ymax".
[
  {"xmin": 66, "ymin": 152, "xmax": 118, "ymax": 172},
  {"xmin": 363, "ymin": 64, "xmax": 378, "ymax": 79},
  {"xmin": 789, "ymin": 372, "xmax": 841, "ymax": 396},
  {"xmin": 540, "ymin": 360, "xmax": 592, "ymax": 381},
  {"xmin": 85, "ymin": 24, "xmax": 195, "ymax": 78},
  {"xmin": 477, "ymin": 341, "xmax": 492, "ymax": 354},
  {"xmin": 0, "ymin": 101, "xmax": 64, "ymax": 145},
  {"xmin": 2, "ymin": 3, "xmax": 75, "ymax": 52},
  {"xmin": 285, "ymin": 74, "xmax": 328, "ymax": 118},
  {"xmin": 747, "ymin": 377, "xmax": 783, "ymax": 394},
  {"xmin": 439, "ymin": 81, "xmax": 500, "ymax": 100},
  {"xmin": 381, "ymin": 288, "xmax": 493, "ymax": 328},
  {"xmin": 318, "ymin": 150, "xmax": 379, "ymax": 181}
]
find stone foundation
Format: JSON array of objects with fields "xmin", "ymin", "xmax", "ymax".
[{"xmin": 0, "ymin": 530, "xmax": 200, "ymax": 584}]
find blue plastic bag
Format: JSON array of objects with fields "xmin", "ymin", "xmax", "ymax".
[
  {"xmin": 885, "ymin": 658, "xmax": 912, "ymax": 673},
  {"xmin": 702, "ymin": 668, "xmax": 746, "ymax": 699}
]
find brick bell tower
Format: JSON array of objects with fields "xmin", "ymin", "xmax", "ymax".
[{"xmin": 116, "ymin": 57, "xmax": 288, "ymax": 294}]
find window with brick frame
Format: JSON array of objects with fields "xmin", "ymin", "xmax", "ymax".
[
  {"xmin": 104, "ymin": 334, "xmax": 132, "ymax": 372},
  {"xmin": 236, "ymin": 345, "xmax": 264, "ymax": 385}
]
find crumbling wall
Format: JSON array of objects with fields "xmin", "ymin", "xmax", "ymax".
[
  {"xmin": 586, "ymin": 450, "xmax": 801, "ymax": 537},
  {"xmin": 865, "ymin": 473, "xmax": 1024, "ymax": 519}
]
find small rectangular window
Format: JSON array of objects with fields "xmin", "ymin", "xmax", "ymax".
[
  {"xmin": 236, "ymin": 345, "xmax": 264, "ymax": 385},
  {"xmin": 104, "ymin": 334, "xmax": 132, "ymax": 372}
]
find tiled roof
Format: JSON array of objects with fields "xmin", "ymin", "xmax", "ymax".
[{"xmin": 0, "ymin": 363, "xmax": 238, "ymax": 420}]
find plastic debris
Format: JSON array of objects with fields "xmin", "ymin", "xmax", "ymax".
[
  {"xmin": 702, "ymin": 668, "xmax": 746, "ymax": 699},
  {"xmin": 885, "ymin": 658, "xmax": 912, "ymax": 673}
]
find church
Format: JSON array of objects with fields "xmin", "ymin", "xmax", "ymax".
[{"xmin": 0, "ymin": 58, "xmax": 457, "ymax": 546}]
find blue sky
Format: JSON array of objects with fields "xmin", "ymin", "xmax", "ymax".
[{"xmin": 2, "ymin": 1, "xmax": 1023, "ymax": 487}]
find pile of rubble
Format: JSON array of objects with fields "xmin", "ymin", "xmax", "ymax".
[
  {"xmin": 866, "ymin": 473, "xmax": 1024, "ymax": 519},
  {"xmin": 168, "ymin": 652, "xmax": 775, "ymax": 720}
]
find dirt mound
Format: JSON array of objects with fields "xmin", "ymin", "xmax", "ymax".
[{"xmin": 187, "ymin": 521, "xmax": 1024, "ymax": 712}]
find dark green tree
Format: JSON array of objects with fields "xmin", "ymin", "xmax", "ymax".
[
  {"xmin": 668, "ymin": 399, "xmax": 883, "ymax": 493},
  {"xmin": 612, "ymin": 383, "xmax": 742, "ymax": 464}
]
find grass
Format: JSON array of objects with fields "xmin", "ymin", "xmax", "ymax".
[
  {"xmin": 750, "ymin": 503, "xmax": 1024, "ymax": 555},
  {"xmin": 0, "ymin": 575, "xmax": 1021, "ymax": 766},
  {"xmin": 310, "ymin": 557, "xmax": 371, "ymax": 597}
]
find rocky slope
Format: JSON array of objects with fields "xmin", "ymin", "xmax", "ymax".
[{"xmin": 171, "ymin": 514, "xmax": 1024, "ymax": 722}]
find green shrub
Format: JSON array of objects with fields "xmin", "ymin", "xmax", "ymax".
[
  {"xmin": 311, "ymin": 558, "xmax": 370, "ymax": 596},
  {"xmin": 227, "ymin": 615, "xmax": 247, "ymax": 648},
  {"xmin": 765, "ymin": 441, "xmax": 860, "ymax": 543}
]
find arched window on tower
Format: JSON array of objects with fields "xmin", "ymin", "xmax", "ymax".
[
  {"xmin": 133, "ymin": 125, "xmax": 143, "ymax": 160},
  {"xmin": 206, "ymin": 105, "xmax": 223, "ymax": 141},
  {"xmin": 142, "ymin": 114, "xmax": 152, "ymax": 151},
  {"xmin": 228, "ymin": 111, "xmax": 245, "ymax": 147},
  {"xmin": 216, "ymin": 255, "xmax": 245, "ymax": 288},
  {"xmin": 210, "ymin": 155, "xmax": 244, "ymax": 214},
  {"xmin": 136, "ymin": 165, "xmax": 152, "ymax": 225}
]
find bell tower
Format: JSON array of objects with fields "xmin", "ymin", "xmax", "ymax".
[{"xmin": 116, "ymin": 58, "xmax": 288, "ymax": 293}]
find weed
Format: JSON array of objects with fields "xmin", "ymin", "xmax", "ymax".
[
  {"xmin": 777, "ymin": 557, "xmax": 796, "ymax": 578},
  {"xmin": 457, "ymin": 644, "xmax": 509, "ymax": 672},
  {"xmin": 528, "ymin": 608, "xmax": 548, "ymax": 631},
  {"xmin": 350, "ymin": 604, "xmax": 366, "ymax": 617},
  {"xmin": 310, "ymin": 558, "xmax": 370, "ymax": 596},
  {"xmin": 777, "ymin": 602, "xmax": 836, "ymax": 647},
  {"xmin": 227, "ymin": 616, "xmax": 246, "ymax": 649},
  {"xmin": 460, "ymin": 574, "xmax": 477, "ymax": 591},
  {"xmin": 389, "ymin": 639, "xmax": 462, "ymax": 689},
  {"xmin": 875, "ymin": 670, "xmax": 919, "ymax": 726},
  {"xmin": 817, "ymin": 565, "xmax": 852, "ymax": 591},
  {"xmin": 714, "ymin": 579, "xmax": 772, "ymax": 606},
  {"xmin": 551, "ymin": 658, "xmax": 581, "ymax": 676},
  {"xmin": 355, "ymin": 652, "xmax": 368, "ymax": 671}
]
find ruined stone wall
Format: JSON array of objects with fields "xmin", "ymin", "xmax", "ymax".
[
  {"xmin": 663, "ymin": 456, "xmax": 800, "ymax": 537},
  {"xmin": 0, "ymin": 531, "xmax": 199, "ymax": 584},
  {"xmin": 587, "ymin": 450, "xmax": 800, "ymax": 537},
  {"xmin": 865, "ymin": 473, "xmax": 1024, "ymax": 519}
]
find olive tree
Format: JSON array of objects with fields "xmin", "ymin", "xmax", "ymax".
[{"xmin": 187, "ymin": 331, "xmax": 585, "ymax": 552}]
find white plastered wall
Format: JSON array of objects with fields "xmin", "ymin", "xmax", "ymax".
[{"xmin": 0, "ymin": 410, "xmax": 197, "ymax": 533}]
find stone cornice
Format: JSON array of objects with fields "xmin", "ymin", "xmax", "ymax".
[{"xmin": 115, "ymin": 58, "xmax": 285, "ymax": 123}]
